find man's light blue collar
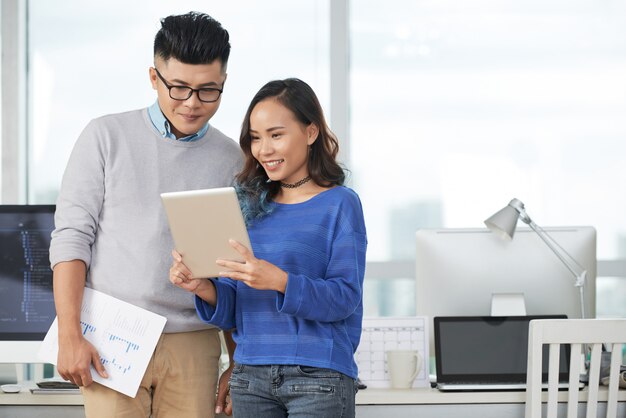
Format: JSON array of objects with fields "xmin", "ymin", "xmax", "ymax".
[{"xmin": 148, "ymin": 101, "xmax": 209, "ymax": 142}]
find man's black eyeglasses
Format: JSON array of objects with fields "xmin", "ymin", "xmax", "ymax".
[{"xmin": 154, "ymin": 68, "xmax": 224, "ymax": 103}]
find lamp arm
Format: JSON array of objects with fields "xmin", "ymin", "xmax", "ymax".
[
  {"xmin": 525, "ymin": 220, "xmax": 587, "ymax": 319},
  {"xmin": 525, "ymin": 220, "xmax": 587, "ymax": 285},
  {"xmin": 512, "ymin": 204, "xmax": 587, "ymax": 285},
  {"xmin": 494, "ymin": 199, "xmax": 588, "ymax": 319}
]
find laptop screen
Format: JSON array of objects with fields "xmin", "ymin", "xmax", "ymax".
[{"xmin": 434, "ymin": 315, "xmax": 569, "ymax": 384}]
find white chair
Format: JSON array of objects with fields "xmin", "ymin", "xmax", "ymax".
[{"xmin": 525, "ymin": 318, "xmax": 626, "ymax": 418}]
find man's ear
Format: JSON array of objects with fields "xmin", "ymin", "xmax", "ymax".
[{"xmin": 149, "ymin": 67, "xmax": 158, "ymax": 90}]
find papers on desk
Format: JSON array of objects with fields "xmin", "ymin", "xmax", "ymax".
[
  {"xmin": 355, "ymin": 316, "xmax": 430, "ymax": 388},
  {"xmin": 38, "ymin": 288, "xmax": 167, "ymax": 398},
  {"xmin": 30, "ymin": 379, "xmax": 80, "ymax": 394},
  {"xmin": 30, "ymin": 387, "xmax": 81, "ymax": 395}
]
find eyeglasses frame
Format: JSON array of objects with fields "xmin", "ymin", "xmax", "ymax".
[{"xmin": 154, "ymin": 68, "xmax": 224, "ymax": 103}]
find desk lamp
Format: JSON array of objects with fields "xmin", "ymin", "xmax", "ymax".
[{"xmin": 484, "ymin": 198, "xmax": 588, "ymax": 319}]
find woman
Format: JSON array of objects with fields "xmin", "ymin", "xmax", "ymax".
[{"xmin": 169, "ymin": 78, "xmax": 367, "ymax": 417}]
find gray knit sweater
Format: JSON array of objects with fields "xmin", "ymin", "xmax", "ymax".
[{"xmin": 50, "ymin": 108, "xmax": 244, "ymax": 332}]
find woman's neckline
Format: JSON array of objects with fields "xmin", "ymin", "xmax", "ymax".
[{"xmin": 273, "ymin": 186, "xmax": 340, "ymax": 207}]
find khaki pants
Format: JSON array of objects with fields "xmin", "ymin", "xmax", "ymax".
[{"xmin": 82, "ymin": 328, "xmax": 221, "ymax": 418}]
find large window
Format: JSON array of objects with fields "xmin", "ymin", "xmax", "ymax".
[
  {"xmin": 351, "ymin": 1, "xmax": 626, "ymax": 316},
  {"xmin": 11, "ymin": 0, "xmax": 626, "ymax": 318},
  {"xmin": 28, "ymin": 0, "xmax": 329, "ymax": 202}
]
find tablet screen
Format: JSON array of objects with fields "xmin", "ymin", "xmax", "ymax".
[{"xmin": 161, "ymin": 187, "xmax": 251, "ymax": 278}]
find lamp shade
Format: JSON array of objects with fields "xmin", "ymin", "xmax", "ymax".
[{"xmin": 484, "ymin": 202, "xmax": 521, "ymax": 240}]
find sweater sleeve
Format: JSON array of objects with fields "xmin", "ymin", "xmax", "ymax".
[
  {"xmin": 49, "ymin": 120, "xmax": 106, "ymax": 269},
  {"xmin": 195, "ymin": 277, "xmax": 237, "ymax": 330},
  {"xmin": 277, "ymin": 196, "xmax": 367, "ymax": 322}
]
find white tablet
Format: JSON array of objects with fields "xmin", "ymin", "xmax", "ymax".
[{"xmin": 160, "ymin": 187, "xmax": 251, "ymax": 278}]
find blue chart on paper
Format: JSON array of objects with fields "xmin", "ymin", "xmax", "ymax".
[
  {"xmin": 107, "ymin": 333, "xmax": 140, "ymax": 353},
  {"xmin": 100, "ymin": 357, "xmax": 132, "ymax": 375},
  {"xmin": 80, "ymin": 321, "xmax": 96, "ymax": 336},
  {"xmin": 77, "ymin": 304, "xmax": 148, "ymax": 379},
  {"xmin": 98, "ymin": 332, "xmax": 141, "ymax": 374},
  {"xmin": 38, "ymin": 287, "xmax": 167, "ymax": 398}
]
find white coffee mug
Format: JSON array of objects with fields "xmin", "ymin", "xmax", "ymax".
[{"xmin": 386, "ymin": 349, "xmax": 422, "ymax": 389}]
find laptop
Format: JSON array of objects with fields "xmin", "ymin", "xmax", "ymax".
[{"xmin": 434, "ymin": 315, "xmax": 579, "ymax": 391}]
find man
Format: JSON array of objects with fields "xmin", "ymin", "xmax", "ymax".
[{"xmin": 49, "ymin": 12, "xmax": 242, "ymax": 418}]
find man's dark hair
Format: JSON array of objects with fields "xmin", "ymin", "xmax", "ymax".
[{"xmin": 154, "ymin": 11, "xmax": 230, "ymax": 70}]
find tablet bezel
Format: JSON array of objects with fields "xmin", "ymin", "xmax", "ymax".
[{"xmin": 160, "ymin": 187, "xmax": 251, "ymax": 278}]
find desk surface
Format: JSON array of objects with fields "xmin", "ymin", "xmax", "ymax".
[
  {"xmin": 1, "ymin": 385, "xmax": 625, "ymax": 406},
  {"xmin": 2, "ymin": 386, "xmax": 625, "ymax": 418},
  {"xmin": 0, "ymin": 383, "xmax": 83, "ymax": 406},
  {"xmin": 356, "ymin": 386, "xmax": 626, "ymax": 404}
]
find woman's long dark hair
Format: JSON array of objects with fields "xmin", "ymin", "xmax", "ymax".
[{"xmin": 236, "ymin": 78, "xmax": 345, "ymax": 225}]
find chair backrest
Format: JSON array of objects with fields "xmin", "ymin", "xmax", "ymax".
[{"xmin": 525, "ymin": 319, "xmax": 626, "ymax": 418}]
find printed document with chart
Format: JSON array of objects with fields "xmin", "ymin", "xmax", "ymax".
[{"xmin": 38, "ymin": 288, "xmax": 167, "ymax": 397}]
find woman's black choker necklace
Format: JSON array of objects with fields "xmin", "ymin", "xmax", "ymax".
[{"xmin": 280, "ymin": 176, "xmax": 312, "ymax": 189}]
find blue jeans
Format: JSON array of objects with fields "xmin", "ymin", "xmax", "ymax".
[{"xmin": 229, "ymin": 363, "xmax": 357, "ymax": 418}]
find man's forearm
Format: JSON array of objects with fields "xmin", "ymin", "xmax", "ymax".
[{"xmin": 53, "ymin": 260, "xmax": 87, "ymax": 338}]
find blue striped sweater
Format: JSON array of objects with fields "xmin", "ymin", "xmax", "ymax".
[{"xmin": 195, "ymin": 186, "xmax": 367, "ymax": 379}]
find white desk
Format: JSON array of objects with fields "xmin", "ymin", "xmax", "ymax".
[
  {"xmin": 0, "ymin": 388, "xmax": 84, "ymax": 418},
  {"xmin": 356, "ymin": 387, "xmax": 626, "ymax": 418},
  {"xmin": 0, "ymin": 385, "xmax": 229, "ymax": 418},
  {"xmin": 1, "ymin": 386, "xmax": 625, "ymax": 417}
]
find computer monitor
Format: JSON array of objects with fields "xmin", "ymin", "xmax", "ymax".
[
  {"xmin": 0, "ymin": 205, "xmax": 56, "ymax": 364},
  {"xmin": 415, "ymin": 227, "xmax": 597, "ymax": 354}
]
